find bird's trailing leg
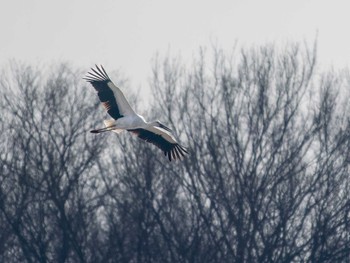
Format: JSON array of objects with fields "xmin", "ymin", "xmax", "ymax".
[
  {"xmin": 90, "ymin": 125, "xmax": 117, "ymax": 134},
  {"xmin": 91, "ymin": 119, "xmax": 124, "ymax": 134}
]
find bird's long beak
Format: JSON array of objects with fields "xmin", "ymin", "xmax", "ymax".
[{"xmin": 158, "ymin": 122, "xmax": 172, "ymax": 132}]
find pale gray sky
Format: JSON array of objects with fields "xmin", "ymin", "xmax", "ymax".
[{"xmin": 1, "ymin": 0, "xmax": 349, "ymax": 90}]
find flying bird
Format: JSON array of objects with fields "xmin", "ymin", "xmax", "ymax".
[{"xmin": 84, "ymin": 65, "xmax": 188, "ymax": 161}]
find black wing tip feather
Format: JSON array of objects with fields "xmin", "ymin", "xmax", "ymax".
[
  {"xmin": 166, "ymin": 144, "xmax": 188, "ymax": 162},
  {"xmin": 83, "ymin": 64, "xmax": 111, "ymax": 83}
]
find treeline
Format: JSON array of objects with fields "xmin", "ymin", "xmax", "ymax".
[{"xmin": 1, "ymin": 44, "xmax": 350, "ymax": 262}]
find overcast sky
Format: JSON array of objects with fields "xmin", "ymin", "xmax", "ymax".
[{"xmin": 1, "ymin": 0, "xmax": 349, "ymax": 90}]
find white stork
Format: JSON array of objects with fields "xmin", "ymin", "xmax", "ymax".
[{"xmin": 84, "ymin": 65, "xmax": 188, "ymax": 161}]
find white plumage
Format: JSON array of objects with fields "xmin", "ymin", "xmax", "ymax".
[{"xmin": 84, "ymin": 65, "xmax": 188, "ymax": 161}]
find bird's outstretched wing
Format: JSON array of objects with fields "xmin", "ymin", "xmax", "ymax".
[
  {"xmin": 128, "ymin": 126, "xmax": 188, "ymax": 161},
  {"xmin": 84, "ymin": 65, "xmax": 135, "ymax": 119}
]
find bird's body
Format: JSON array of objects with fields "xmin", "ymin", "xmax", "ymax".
[{"xmin": 84, "ymin": 65, "xmax": 188, "ymax": 161}]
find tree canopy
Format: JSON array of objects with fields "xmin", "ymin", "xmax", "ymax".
[{"xmin": 1, "ymin": 43, "xmax": 350, "ymax": 262}]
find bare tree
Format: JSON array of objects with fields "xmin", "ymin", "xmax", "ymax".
[
  {"xmin": 1, "ymin": 42, "xmax": 350, "ymax": 263},
  {"xmin": 0, "ymin": 63, "xmax": 105, "ymax": 262},
  {"xmin": 148, "ymin": 43, "xmax": 350, "ymax": 262}
]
